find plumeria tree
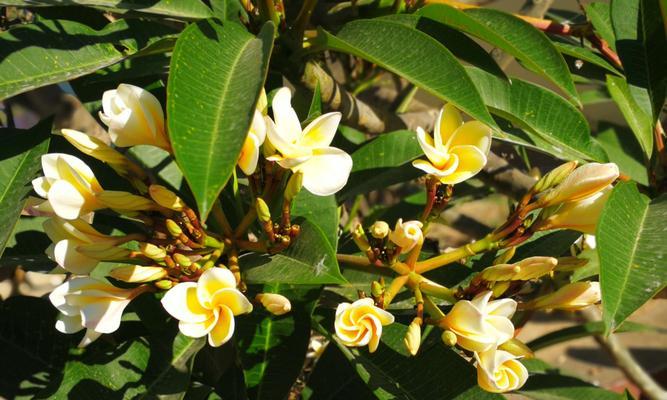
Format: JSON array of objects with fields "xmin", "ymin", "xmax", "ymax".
[{"xmin": 0, "ymin": 0, "xmax": 666, "ymax": 399}]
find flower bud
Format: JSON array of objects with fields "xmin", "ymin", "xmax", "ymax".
[
  {"xmin": 532, "ymin": 161, "xmax": 578, "ymax": 194},
  {"xmin": 403, "ymin": 319, "xmax": 421, "ymax": 356},
  {"xmin": 255, "ymin": 198, "xmax": 271, "ymax": 223},
  {"xmin": 554, "ymin": 256, "xmax": 589, "ymax": 272},
  {"xmin": 110, "ymin": 265, "xmax": 167, "ymax": 282},
  {"xmin": 76, "ymin": 243, "xmax": 130, "ymax": 260},
  {"xmin": 528, "ymin": 282, "xmax": 601, "ymax": 310},
  {"xmin": 165, "ymin": 219, "xmax": 182, "ymax": 237},
  {"xmin": 536, "ymin": 186, "xmax": 611, "ymax": 234},
  {"xmin": 149, "ymin": 185, "xmax": 185, "ymax": 211},
  {"xmin": 155, "ymin": 279, "xmax": 174, "ymax": 290},
  {"xmin": 140, "ymin": 243, "xmax": 167, "ymax": 261},
  {"xmin": 480, "ymin": 256, "xmax": 558, "ymax": 282},
  {"xmin": 369, "ymin": 221, "xmax": 390, "ymax": 239},
  {"xmin": 498, "ymin": 338, "xmax": 534, "ymax": 359},
  {"xmin": 351, "ymin": 223, "xmax": 371, "ymax": 253},
  {"xmin": 491, "ymin": 281, "xmax": 511, "ymax": 297},
  {"xmin": 256, "ymin": 293, "xmax": 291, "ymax": 316},
  {"xmin": 441, "ymin": 330, "xmax": 458, "ymax": 347},
  {"xmin": 371, "ymin": 280, "xmax": 385, "ymax": 298},
  {"xmin": 172, "ymin": 253, "xmax": 192, "ymax": 267},
  {"xmin": 539, "ymin": 162, "xmax": 619, "ymax": 207},
  {"xmin": 388, "ymin": 219, "xmax": 423, "ymax": 254},
  {"xmin": 97, "ymin": 191, "xmax": 156, "ymax": 211},
  {"xmin": 284, "ymin": 172, "xmax": 303, "ymax": 201},
  {"xmin": 100, "ymin": 83, "xmax": 170, "ymax": 150}
]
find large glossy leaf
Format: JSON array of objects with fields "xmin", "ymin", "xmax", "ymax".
[
  {"xmin": 0, "ymin": 0, "xmax": 212, "ymax": 18},
  {"xmin": 417, "ymin": 4, "xmax": 579, "ymax": 104},
  {"xmin": 552, "ymin": 41, "xmax": 620, "ymax": 75},
  {"xmin": 611, "ymin": 0, "xmax": 667, "ymax": 121},
  {"xmin": 237, "ymin": 284, "xmax": 321, "ymax": 400},
  {"xmin": 292, "ymin": 191, "xmax": 339, "ymax": 250},
  {"xmin": 596, "ymin": 125, "xmax": 649, "ymax": 185},
  {"xmin": 0, "ymin": 123, "xmax": 51, "ymax": 257},
  {"xmin": 585, "ymin": 2, "xmax": 616, "ymax": 52},
  {"xmin": 606, "ymin": 74, "xmax": 654, "ymax": 159},
  {"xmin": 338, "ymin": 130, "xmax": 423, "ymax": 202},
  {"xmin": 167, "ymin": 20, "xmax": 274, "ymax": 219},
  {"xmin": 466, "ymin": 67, "xmax": 606, "ymax": 162},
  {"xmin": 519, "ymin": 359, "xmax": 620, "ymax": 399},
  {"xmin": 241, "ymin": 220, "xmax": 345, "ymax": 285},
  {"xmin": 317, "ymin": 19, "xmax": 496, "ymax": 128},
  {"xmin": 0, "ymin": 19, "xmax": 177, "ymax": 101},
  {"xmin": 598, "ymin": 182, "xmax": 667, "ymax": 333}
]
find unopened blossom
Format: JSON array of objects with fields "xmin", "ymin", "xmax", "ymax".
[
  {"xmin": 480, "ymin": 256, "xmax": 558, "ymax": 282},
  {"xmin": 388, "ymin": 219, "xmax": 423, "ymax": 254},
  {"xmin": 443, "ymin": 291, "xmax": 516, "ymax": 352},
  {"xmin": 528, "ymin": 282, "xmax": 601, "ymax": 311},
  {"xmin": 412, "ymin": 103, "xmax": 492, "ymax": 185},
  {"xmin": 335, "ymin": 298, "xmax": 394, "ymax": 353},
  {"xmin": 238, "ymin": 90, "xmax": 268, "ymax": 176},
  {"xmin": 537, "ymin": 186, "xmax": 612, "ymax": 234},
  {"xmin": 161, "ymin": 267, "xmax": 253, "ymax": 347},
  {"xmin": 49, "ymin": 276, "xmax": 140, "ymax": 347},
  {"xmin": 32, "ymin": 154, "xmax": 104, "ymax": 220},
  {"xmin": 403, "ymin": 319, "xmax": 421, "ymax": 356},
  {"xmin": 475, "ymin": 347, "xmax": 529, "ymax": 393},
  {"xmin": 369, "ymin": 221, "xmax": 390, "ymax": 239},
  {"xmin": 265, "ymin": 87, "xmax": 352, "ymax": 196},
  {"xmin": 100, "ymin": 83, "xmax": 170, "ymax": 150},
  {"xmin": 539, "ymin": 162, "xmax": 619, "ymax": 207},
  {"xmin": 149, "ymin": 184, "xmax": 185, "ymax": 211},
  {"xmin": 109, "ymin": 265, "xmax": 167, "ymax": 283},
  {"xmin": 256, "ymin": 293, "xmax": 291, "ymax": 316}
]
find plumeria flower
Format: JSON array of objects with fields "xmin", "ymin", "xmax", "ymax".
[
  {"xmin": 538, "ymin": 162, "xmax": 619, "ymax": 207},
  {"xmin": 32, "ymin": 154, "xmax": 105, "ymax": 220},
  {"xmin": 161, "ymin": 267, "xmax": 253, "ymax": 347},
  {"xmin": 388, "ymin": 219, "xmax": 423, "ymax": 254},
  {"xmin": 443, "ymin": 291, "xmax": 516, "ymax": 352},
  {"xmin": 238, "ymin": 90, "xmax": 268, "ymax": 176},
  {"xmin": 537, "ymin": 186, "xmax": 612, "ymax": 234},
  {"xmin": 256, "ymin": 293, "xmax": 292, "ymax": 316},
  {"xmin": 528, "ymin": 282, "xmax": 601, "ymax": 310},
  {"xmin": 413, "ymin": 103, "xmax": 492, "ymax": 185},
  {"xmin": 100, "ymin": 83, "xmax": 170, "ymax": 151},
  {"xmin": 265, "ymin": 87, "xmax": 352, "ymax": 196},
  {"xmin": 43, "ymin": 217, "xmax": 118, "ymax": 275},
  {"xmin": 475, "ymin": 347, "xmax": 529, "ymax": 393},
  {"xmin": 334, "ymin": 298, "xmax": 394, "ymax": 353},
  {"xmin": 49, "ymin": 276, "xmax": 142, "ymax": 348}
]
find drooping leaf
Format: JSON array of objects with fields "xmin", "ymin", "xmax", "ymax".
[
  {"xmin": 167, "ymin": 20, "xmax": 274, "ymax": 219},
  {"xmin": 417, "ymin": 4, "xmax": 579, "ymax": 104},
  {"xmin": 611, "ymin": 0, "xmax": 667, "ymax": 121},
  {"xmin": 606, "ymin": 74, "xmax": 654, "ymax": 159},
  {"xmin": 598, "ymin": 182, "xmax": 667, "ymax": 333},
  {"xmin": 241, "ymin": 220, "xmax": 345, "ymax": 285},
  {"xmin": 317, "ymin": 18, "xmax": 496, "ymax": 128},
  {"xmin": 237, "ymin": 284, "xmax": 321, "ymax": 400},
  {"xmin": 466, "ymin": 67, "xmax": 607, "ymax": 162},
  {"xmin": 0, "ymin": 19, "xmax": 177, "ymax": 101},
  {"xmin": 585, "ymin": 2, "xmax": 616, "ymax": 52},
  {"xmin": 0, "ymin": 122, "xmax": 51, "ymax": 257},
  {"xmin": 527, "ymin": 321, "xmax": 666, "ymax": 351},
  {"xmin": 338, "ymin": 130, "xmax": 423, "ymax": 202},
  {"xmin": 0, "ymin": 0, "xmax": 212, "ymax": 19}
]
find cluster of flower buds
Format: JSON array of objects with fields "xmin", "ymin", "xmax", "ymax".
[{"xmin": 352, "ymin": 219, "xmax": 424, "ymax": 265}]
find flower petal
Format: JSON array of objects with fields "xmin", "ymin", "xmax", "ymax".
[
  {"xmin": 210, "ymin": 288, "xmax": 253, "ymax": 315},
  {"xmin": 161, "ymin": 282, "xmax": 210, "ymax": 323},
  {"xmin": 196, "ymin": 267, "xmax": 238, "ymax": 308},
  {"xmin": 416, "ymin": 127, "xmax": 447, "ymax": 167},
  {"xmin": 300, "ymin": 112, "xmax": 341, "ymax": 148},
  {"xmin": 447, "ymin": 121, "xmax": 492, "ymax": 155},
  {"xmin": 439, "ymin": 145, "xmax": 487, "ymax": 185},
  {"xmin": 80, "ymin": 298, "xmax": 131, "ymax": 333},
  {"xmin": 208, "ymin": 305, "xmax": 235, "ymax": 347},
  {"xmin": 55, "ymin": 313, "xmax": 84, "ymax": 334},
  {"xmin": 265, "ymin": 116, "xmax": 308, "ymax": 159},
  {"xmin": 78, "ymin": 329, "xmax": 103, "ymax": 348},
  {"xmin": 271, "ymin": 87, "xmax": 302, "ymax": 144},
  {"xmin": 32, "ymin": 177, "xmax": 54, "ymax": 198},
  {"xmin": 297, "ymin": 147, "xmax": 352, "ymax": 196},
  {"xmin": 179, "ymin": 309, "xmax": 218, "ymax": 338},
  {"xmin": 47, "ymin": 180, "xmax": 88, "ymax": 220},
  {"xmin": 238, "ymin": 133, "xmax": 261, "ymax": 176},
  {"xmin": 52, "ymin": 239, "xmax": 99, "ymax": 274},
  {"xmin": 435, "ymin": 103, "xmax": 463, "ymax": 151}
]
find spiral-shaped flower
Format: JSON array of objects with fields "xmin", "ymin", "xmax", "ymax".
[{"xmin": 335, "ymin": 298, "xmax": 394, "ymax": 353}]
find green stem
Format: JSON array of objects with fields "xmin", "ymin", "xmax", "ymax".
[
  {"xmin": 211, "ymin": 199, "xmax": 233, "ymax": 237},
  {"xmin": 383, "ymin": 275, "xmax": 409, "ymax": 307},
  {"xmin": 343, "ymin": 194, "xmax": 363, "ymax": 232},
  {"xmin": 336, "ymin": 253, "xmax": 371, "ymax": 266},
  {"xmin": 415, "ymin": 235, "xmax": 496, "ymax": 274},
  {"xmin": 396, "ymin": 85, "xmax": 418, "ymax": 114}
]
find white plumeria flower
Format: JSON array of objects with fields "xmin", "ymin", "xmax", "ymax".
[
  {"xmin": 413, "ymin": 104, "xmax": 492, "ymax": 185},
  {"xmin": 334, "ymin": 298, "xmax": 394, "ymax": 353},
  {"xmin": 475, "ymin": 347, "xmax": 529, "ymax": 393},
  {"xmin": 161, "ymin": 268, "xmax": 253, "ymax": 347},
  {"xmin": 265, "ymin": 87, "xmax": 352, "ymax": 196},
  {"xmin": 100, "ymin": 83, "xmax": 170, "ymax": 150},
  {"xmin": 43, "ymin": 217, "xmax": 116, "ymax": 275},
  {"xmin": 443, "ymin": 291, "xmax": 517, "ymax": 352},
  {"xmin": 32, "ymin": 154, "xmax": 105, "ymax": 220},
  {"xmin": 49, "ymin": 277, "xmax": 140, "ymax": 348},
  {"xmin": 388, "ymin": 219, "xmax": 423, "ymax": 254},
  {"xmin": 237, "ymin": 109, "xmax": 267, "ymax": 176}
]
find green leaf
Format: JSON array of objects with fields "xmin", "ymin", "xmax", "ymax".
[
  {"xmin": 305, "ymin": 82, "xmax": 322, "ymax": 123},
  {"xmin": 292, "ymin": 190, "xmax": 339, "ymax": 250},
  {"xmin": 0, "ymin": 0, "xmax": 212, "ymax": 19},
  {"xmin": 596, "ymin": 125, "xmax": 649, "ymax": 185},
  {"xmin": 598, "ymin": 182, "xmax": 667, "ymax": 333},
  {"xmin": 317, "ymin": 18, "xmax": 497, "ymax": 129},
  {"xmin": 606, "ymin": 74, "xmax": 653, "ymax": 160},
  {"xmin": 338, "ymin": 130, "xmax": 423, "ymax": 201},
  {"xmin": 552, "ymin": 41, "xmax": 620, "ymax": 75},
  {"xmin": 0, "ymin": 123, "xmax": 51, "ymax": 257},
  {"xmin": 466, "ymin": 67, "xmax": 606, "ymax": 162},
  {"xmin": 237, "ymin": 284, "xmax": 321, "ymax": 399},
  {"xmin": 512, "ymin": 230, "xmax": 582, "ymax": 261},
  {"xmin": 128, "ymin": 145, "xmax": 184, "ymax": 191},
  {"xmin": 585, "ymin": 2, "xmax": 616, "ymax": 52},
  {"xmin": 611, "ymin": 0, "xmax": 667, "ymax": 121},
  {"xmin": 527, "ymin": 321, "xmax": 666, "ymax": 351},
  {"xmin": 417, "ymin": 4, "xmax": 579, "ymax": 104},
  {"xmin": 242, "ymin": 219, "xmax": 345, "ymax": 285},
  {"xmin": 167, "ymin": 20, "xmax": 274, "ymax": 219},
  {"xmin": 0, "ymin": 19, "xmax": 177, "ymax": 101}
]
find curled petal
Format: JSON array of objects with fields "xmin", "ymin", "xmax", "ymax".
[
  {"xmin": 210, "ymin": 288, "xmax": 253, "ymax": 316},
  {"xmin": 416, "ymin": 127, "xmax": 447, "ymax": 168},
  {"xmin": 179, "ymin": 310, "xmax": 218, "ymax": 339},
  {"xmin": 208, "ymin": 306, "xmax": 235, "ymax": 347},
  {"xmin": 47, "ymin": 180, "xmax": 89, "ymax": 220},
  {"xmin": 447, "ymin": 121, "xmax": 492, "ymax": 155},
  {"xmin": 196, "ymin": 267, "xmax": 238, "ymax": 308},
  {"xmin": 238, "ymin": 132, "xmax": 262, "ymax": 176},
  {"xmin": 439, "ymin": 145, "xmax": 487, "ymax": 185},
  {"xmin": 300, "ymin": 112, "xmax": 341, "ymax": 148},
  {"xmin": 52, "ymin": 239, "xmax": 99, "ymax": 274},
  {"xmin": 32, "ymin": 176, "xmax": 54, "ymax": 198},
  {"xmin": 271, "ymin": 87, "xmax": 302, "ymax": 144},
  {"xmin": 161, "ymin": 282, "xmax": 210, "ymax": 323},
  {"xmin": 297, "ymin": 147, "xmax": 352, "ymax": 196},
  {"xmin": 435, "ymin": 103, "xmax": 463, "ymax": 150}
]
